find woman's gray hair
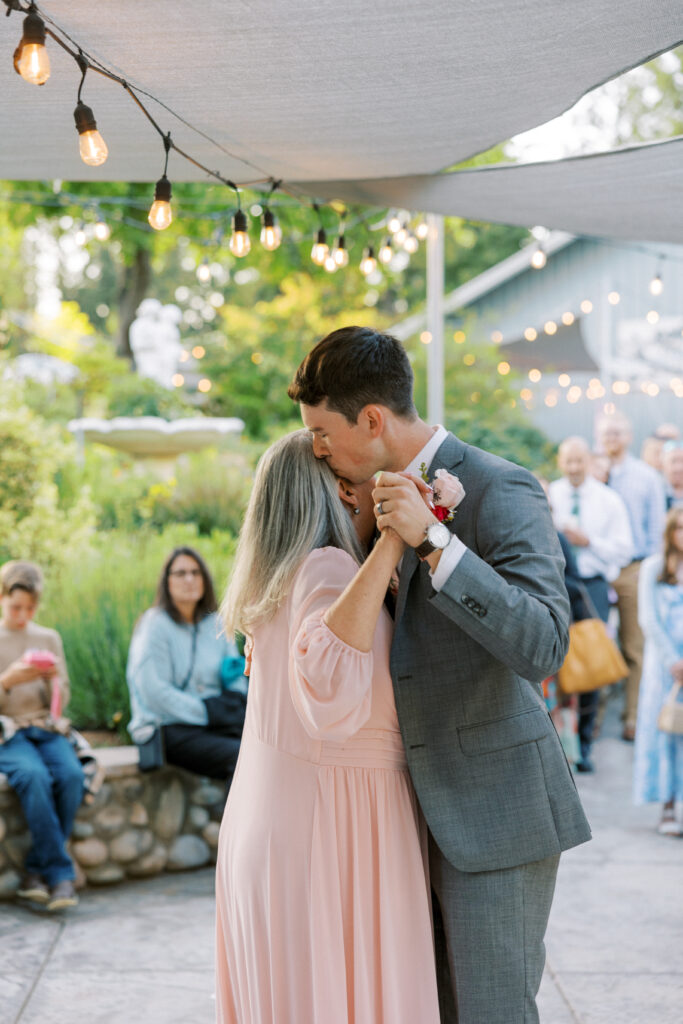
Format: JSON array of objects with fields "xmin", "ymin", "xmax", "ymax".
[{"xmin": 221, "ymin": 429, "xmax": 363, "ymax": 636}]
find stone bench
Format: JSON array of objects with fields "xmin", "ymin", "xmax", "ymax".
[{"xmin": 0, "ymin": 746, "xmax": 226, "ymax": 898}]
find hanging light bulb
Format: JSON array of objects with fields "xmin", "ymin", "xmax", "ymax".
[
  {"xmin": 14, "ymin": 6, "xmax": 50, "ymax": 86},
  {"xmin": 197, "ymin": 259, "xmax": 211, "ymax": 283},
  {"xmin": 311, "ymin": 228, "xmax": 329, "ymax": 266},
  {"xmin": 393, "ymin": 223, "xmax": 408, "ymax": 246},
  {"xmin": 415, "ymin": 220, "xmax": 429, "ymax": 240},
  {"xmin": 360, "ymin": 246, "xmax": 377, "ymax": 277},
  {"xmin": 403, "ymin": 232, "xmax": 419, "ymax": 254},
  {"xmin": 649, "ymin": 273, "xmax": 663, "ymax": 296},
  {"xmin": 387, "ymin": 212, "xmax": 402, "ymax": 234},
  {"xmin": 324, "ymin": 252, "xmax": 338, "ymax": 273},
  {"xmin": 230, "ymin": 209, "xmax": 251, "ymax": 257},
  {"xmin": 75, "ymin": 224, "xmax": 87, "ymax": 246},
  {"xmin": 531, "ymin": 245, "xmax": 547, "ymax": 269},
  {"xmin": 74, "ymin": 101, "xmax": 108, "ymax": 167},
  {"xmin": 332, "ymin": 234, "xmax": 349, "ymax": 267},
  {"xmin": 378, "ymin": 237, "xmax": 394, "ymax": 265},
  {"xmin": 148, "ymin": 175, "xmax": 173, "ymax": 230},
  {"xmin": 93, "ymin": 218, "xmax": 110, "ymax": 241},
  {"xmin": 260, "ymin": 208, "xmax": 282, "ymax": 251}
]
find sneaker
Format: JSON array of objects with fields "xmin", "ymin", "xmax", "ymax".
[
  {"xmin": 17, "ymin": 874, "xmax": 50, "ymax": 904},
  {"xmin": 47, "ymin": 880, "xmax": 78, "ymax": 911},
  {"xmin": 576, "ymin": 758, "xmax": 595, "ymax": 773},
  {"xmin": 657, "ymin": 817, "xmax": 682, "ymax": 837}
]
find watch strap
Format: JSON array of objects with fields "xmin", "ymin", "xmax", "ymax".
[{"xmin": 414, "ymin": 537, "xmax": 436, "ymax": 560}]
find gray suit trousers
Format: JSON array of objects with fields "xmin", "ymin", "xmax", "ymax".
[{"xmin": 429, "ymin": 831, "xmax": 559, "ymax": 1024}]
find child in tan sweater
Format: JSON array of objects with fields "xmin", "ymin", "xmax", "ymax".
[{"xmin": 0, "ymin": 561, "xmax": 83, "ymax": 910}]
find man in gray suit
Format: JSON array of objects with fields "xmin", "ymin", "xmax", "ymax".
[{"xmin": 290, "ymin": 326, "xmax": 591, "ymax": 1023}]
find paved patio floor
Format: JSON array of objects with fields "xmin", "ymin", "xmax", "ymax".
[{"xmin": 2, "ymin": 691, "xmax": 681, "ymax": 1023}]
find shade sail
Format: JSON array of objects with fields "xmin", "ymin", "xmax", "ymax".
[
  {"xmin": 0, "ymin": 1, "xmax": 681, "ymax": 185},
  {"xmin": 298, "ymin": 136, "xmax": 683, "ymax": 244}
]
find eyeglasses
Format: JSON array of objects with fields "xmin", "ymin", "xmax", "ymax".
[{"xmin": 168, "ymin": 569, "xmax": 202, "ymax": 579}]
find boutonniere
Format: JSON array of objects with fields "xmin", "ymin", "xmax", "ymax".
[{"xmin": 419, "ymin": 463, "xmax": 466, "ymax": 523}]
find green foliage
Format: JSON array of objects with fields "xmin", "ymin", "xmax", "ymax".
[
  {"xmin": 0, "ymin": 387, "xmax": 95, "ymax": 571},
  {"xmin": 38, "ymin": 524, "xmax": 237, "ymax": 734},
  {"xmin": 432, "ymin": 343, "xmax": 556, "ymax": 473}
]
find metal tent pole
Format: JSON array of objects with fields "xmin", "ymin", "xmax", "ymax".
[{"xmin": 426, "ymin": 213, "xmax": 445, "ymax": 425}]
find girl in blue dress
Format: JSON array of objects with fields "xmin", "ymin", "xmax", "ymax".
[{"xmin": 633, "ymin": 509, "xmax": 683, "ymax": 834}]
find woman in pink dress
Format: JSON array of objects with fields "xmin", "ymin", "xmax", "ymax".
[{"xmin": 216, "ymin": 429, "xmax": 439, "ymax": 1023}]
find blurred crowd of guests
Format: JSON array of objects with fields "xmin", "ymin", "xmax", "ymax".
[{"xmin": 543, "ymin": 414, "xmax": 683, "ymax": 837}]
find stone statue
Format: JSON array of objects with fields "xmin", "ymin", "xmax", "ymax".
[{"xmin": 129, "ymin": 299, "xmax": 183, "ymax": 388}]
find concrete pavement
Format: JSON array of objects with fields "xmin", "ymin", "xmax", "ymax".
[{"xmin": 1, "ymin": 692, "xmax": 681, "ymax": 1023}]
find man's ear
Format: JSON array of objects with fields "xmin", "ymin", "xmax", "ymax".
[{"xmin": 359, "ymin": 404, "xmax": 385, "ymax": 438}]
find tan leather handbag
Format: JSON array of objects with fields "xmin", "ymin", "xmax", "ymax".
[
  {"xmin": 557, "ymin": 584, "xmax": 627, "ymax": 695},
  {"xmin": 658, "ymin": 681, "xmax": 683, "ymax": 735}
]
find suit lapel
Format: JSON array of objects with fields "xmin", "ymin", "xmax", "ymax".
[{"xmin": 394, "ymin": 433, "xmax": 467, "ymax": 628}]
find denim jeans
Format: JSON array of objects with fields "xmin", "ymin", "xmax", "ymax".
[{"xmin": 0, "ymin": 727, "xmax": 84, "ymax": 885}]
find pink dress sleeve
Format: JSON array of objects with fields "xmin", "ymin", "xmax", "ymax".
[{"xmin": 289, "ymin": 547, "xmax": 374, "ymax": 742}]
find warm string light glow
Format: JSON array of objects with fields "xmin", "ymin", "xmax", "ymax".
[
  {"xmin": 260, "ymin": 208, "xmax": 282, "ymax": 251},
  {"xmin": 530, "ymin": 246, "xmax": 547, "ymax": 270},
  {"xmin": 230, "ymin": 208, "xmax": 251, "ymax": 257},
  {"xmin": 311, "ymin": 228, "xmax": 329, "ymax": 266},
  {"xmin": 359, "ymin": 246, "xmax": 377, "ymax": 277},
  {"xmin": 14, "ymin": 5, "xmax": 50, "ymax": 86}
]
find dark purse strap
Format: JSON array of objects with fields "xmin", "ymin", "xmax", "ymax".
[
  {"xmin": 178, "ymin": 625, "xmax": 198, "ymax": 691},
  {"xmin": 575, "ymin": 581, "xmax": 602, "ymax": 622}
]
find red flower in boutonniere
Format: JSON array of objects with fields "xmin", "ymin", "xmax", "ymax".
[{"xmin": 419, "ymin": 464, "xmax": 466, "ymax": 523}]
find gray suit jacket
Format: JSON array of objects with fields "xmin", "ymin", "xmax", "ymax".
[{"xmin": 391, "ymin": 433, "xmax": 591, "ymax": 873}]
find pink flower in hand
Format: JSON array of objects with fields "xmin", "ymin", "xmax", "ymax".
[{"xmin": 432, "ymin": 469, "xmax": 465, "ymax": 511}]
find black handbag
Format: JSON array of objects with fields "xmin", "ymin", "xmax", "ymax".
[{"xmin": 136, "ymin": 727, "xmax": 166, "ymax": 772}]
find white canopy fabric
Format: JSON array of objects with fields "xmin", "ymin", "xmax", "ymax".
[
  {"xmin": 297, "ymin": 136, "xmax": 683, "ymax": 244},
  {"xmin": 0, "ymin": 0, "xmax": 681, "ymax": 186}
]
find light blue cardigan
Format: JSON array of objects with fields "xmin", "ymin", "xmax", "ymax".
[{"xmin": 127, "ymin": 608, "xmax": 245, "ymax": 743}]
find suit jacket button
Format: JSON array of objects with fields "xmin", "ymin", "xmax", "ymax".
[
  {"xmin": 461, "ymin": 594, "xmax": 469, "ymax": 604},
  {"xmin": 478, "ymin": 608, "xmax": 487, "ymax": 617}
]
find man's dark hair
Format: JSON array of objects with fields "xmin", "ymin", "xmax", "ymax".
[
  {"xmin": 155, "ymin": 546, "xmax": 217, "ymax": 625},
  {"xmin": 288, "ymin": 326, "xmax": 417, "ymax": 423}
]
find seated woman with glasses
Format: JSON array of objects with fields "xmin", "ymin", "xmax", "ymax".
[{"xmin": 127, "ymin": 546, "xmax": 246, "ymax": 782}]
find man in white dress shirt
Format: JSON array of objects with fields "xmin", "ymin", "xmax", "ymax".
[{"xmin": 549, "ymin": 436, "xmax": 633, "ymax": 770}]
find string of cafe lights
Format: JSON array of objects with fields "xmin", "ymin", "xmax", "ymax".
[
  {"xmin": 3, "ymin": 1, "xmax": 433, "ymax": 277},
  {"xmin": 444, "ymin": 237, "xmax": 683, "ymax": 412}
]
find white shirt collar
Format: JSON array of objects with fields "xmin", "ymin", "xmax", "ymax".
[{"xmin": 404, "ymin": 425, "xmax": 448, "ymax": 479}]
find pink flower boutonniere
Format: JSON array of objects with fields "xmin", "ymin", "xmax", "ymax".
[{"xmin": 419, "ymin": 463, "xmax": 466, "ymax": 523}]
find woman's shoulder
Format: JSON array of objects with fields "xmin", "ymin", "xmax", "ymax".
[
  {"xmin": 135, "ymin": 607, "xmax": 177, "ymax": 640},
  {"xmin": 291, "ymin": 546, "xmax": 359, "ymax": 594}
]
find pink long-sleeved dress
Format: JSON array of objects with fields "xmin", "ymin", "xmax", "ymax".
[{"xmin": 215, "ymin": 547, "xmax": 439, "ymax": 1024}]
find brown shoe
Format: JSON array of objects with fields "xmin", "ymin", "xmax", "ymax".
[
  {"xmin": 622, "ymin": 724, "xmax": 636, "ymax": 742},
  {"xmin": 47, "ymin": 880, "xmax": 78, "ymax": 911},
  {"xmin": 17, "ymin": 874, "xmax": 50, "ymax": 904}
]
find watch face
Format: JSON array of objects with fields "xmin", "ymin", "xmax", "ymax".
[{"xmin": 427, "ymin": 522, "xmax": 451, "ymax": 549}]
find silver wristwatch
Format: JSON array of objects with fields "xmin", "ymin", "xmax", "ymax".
[{"xmin": 414, "ymin": 521, "xmax": 451, "ymax": 560}]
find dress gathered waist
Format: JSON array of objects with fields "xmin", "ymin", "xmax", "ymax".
[{"xmin": 318, "ymin": 728, "xmax": 407, "ymax": 769}]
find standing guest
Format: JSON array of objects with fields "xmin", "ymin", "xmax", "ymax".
[
  {"xmin": 662, "ymin": 442, "xmax": 683, "ymax": 511},
  {"xmin": 640, "ymin": 436, "xmax": 666, "ymax": 474},
  {"xmin": 0, "ymin": 561, "xmax": 84, "ymax": 911},
  {"xmin": 633, "ymin": 509, "xmax": 683, "ymax": 835},
  {"xmin": 597, "ymin": 413, "xmax": 667, "ymax": 741},
  {"xmin": 549, "ymin": 437, "xmax": 633, "ymax": 771},
  {"xmin": 641, "ymin": 425, "xmax": 682, "ymax": 474},
  {"xmin": 127, "ymin": 547, "xmax": 246, "ymax": 781},
  {"xmin": 590, "ymin": 452, "xmax": 611, "ymax": 485}
]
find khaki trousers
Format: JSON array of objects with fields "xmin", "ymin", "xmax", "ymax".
[{"xmin": 611, "ymin": 560, "xmax": 644, "ymax": 728}]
